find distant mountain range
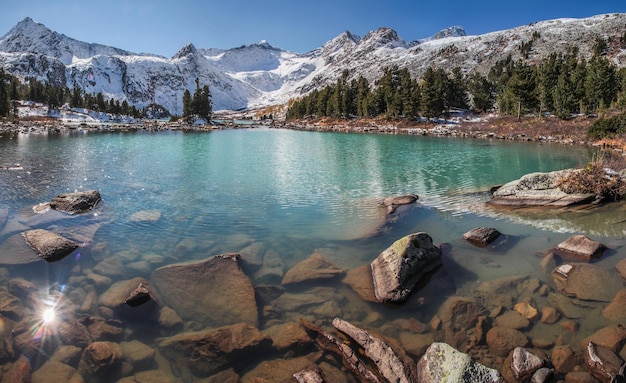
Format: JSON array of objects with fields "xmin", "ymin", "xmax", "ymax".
[{"xmin": 0, "ymin": 15, "xmax": 625, "ymax": 113}]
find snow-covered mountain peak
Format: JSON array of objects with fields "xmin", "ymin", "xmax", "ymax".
[
  {"xmin": 173, "ymin": 43, "xmax": 198, "ymax": 59},
  {"xmin": 361, "ymin": 27, "xmax": 406, "ymax": 49},
  {"xmin": 432, "ymin": 26, "xmax": 467, "ymax": 40}
]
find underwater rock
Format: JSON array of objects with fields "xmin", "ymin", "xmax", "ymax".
[
  {"xmin": 551, "ymin": 263, "xmax": 623, "ymax": 302},
  {"xmin": 152, "ymin": 253, "xmax": 258, "ymax": 328},
  {"xmin": 32, "ymin": 360, "xmax": 84, "ymax": 383},
  {"xmin": 49, "ymin": 190, "xmax": 101, "ymax": 215},
  {"xmin": 98, "ymin": 277, "xmax": 158, "ymax": 320},
  {"xmin": 282, "ymin": 252, "xmax": 344, "ymax": 285},
  {"xmin": 581, "ymin": 325, "xmax": 626, "ymax": 353},
  {"xmin": 490, "ymin": 170, "xmax": 595, "ymax": 207},
  {"xmin": 551, "ymin": 345, "xmax": 577, "ymax": 374},
  {"xmin": 120, "ymin": 340, "xmax": 155, "ymax": 372},
  {"xmin": 602, "ymin": 289, "xmax": 626, "ymax": 321},
  {"xmin": 555, "ymin": 235, "xmax": 606, "ymax": 259},
  {"xmin": 486, "ymin": 327, "xmax": 528, "ymax": 357},
  {"xmin": 293, "ymin": 367, "xmax": 325, "ymax": 383},
  {"xmin": 342, "ymin": 264, "xmax": 377, "ymax": 302},
  {"xmin": 23, "ymin": 229, "xmax": 78, "ymax": 262},
  {"xmin": 129, "ymin": 210, "xmax": 161, "ymax": 222},
  {"xmin": 508, "ymin": 347, "xmax": 545, "ymax": 381},
  {"xmin": 416, "ymin": 342, "xmax": 504, "ymax": 383},
  {"xmin": 78, "ymin": 341, "xmax": 123, "ymax": 379},
  {"xmin": 381, "ymin": 194, "xmax": 418, "ymax": 215},
  {"xmin": 494, "ymin": 310, "xmax": 530, "ymax": 330},
  {"xmin": 157, "ymin": 323, "xmax": 272, "ymax": 377},
  {"xmin": 463, "ymin": 227, "xmax": 501, "ymax": 247},
  {"xmin": 370, "ymin": 232, "xmax": 441, "ymax": 303}
]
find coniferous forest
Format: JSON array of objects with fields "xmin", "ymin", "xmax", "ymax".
[{"xmin": 286, "ymin": 48, "xmax": 626, "ymax": 124}]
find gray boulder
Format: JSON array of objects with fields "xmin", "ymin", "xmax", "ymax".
[
  {"xmin": 370, "ymin": 232, "xmax": 441, "ymax": 303},
  {"xmin": 23, "ymin": 229, "xmax": 78, "ymax": 262},
  {"xmin": 416, "ymin": 342, "xmax": 504, "ymax": 382},
  {"xmin": 151, "ymin": 253, "xmax": 258, "ymax": 328},
  {"xmin": 463, "ymin": 227, "xmax": 501, "ymax": 247},
  {"xmin": 49, "ymin": 190, "xmax": 101, "ymax": 214},
  {"xmin": 491, "ymin": 170, "xmax": 595, "ymax": 207}
]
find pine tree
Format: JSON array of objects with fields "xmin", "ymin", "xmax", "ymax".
[
  {"xmin": 467, "ymin": 72, "xmax": 494, "ymax": 112},
  {"xmin": 182, "ymin": 89, "xmax": 192, "ymax": 121}
]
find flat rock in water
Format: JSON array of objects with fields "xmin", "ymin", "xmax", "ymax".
[
  {"xmin": 370, "ymin": 232, "xmax": 441, "ymax": 303},
  {"xmin": 417, "ymin": 342, "xmax": 504, "ymax": 383},
  {"xmin": 157, "ymin": 323, "xmax": 272, "ymax": 377},
  {"xmin": 282, "ymin": 253, "xmax": 344, "ymax": 285},
  {"xmin": 129, "ymin": 210, "xmax": 161, "ymax": 222},
  {"xmin": 381, "ymin": 194, "xmax": 418, "ymax": 215},
  {"xmin": 491, "ymin": 170, "xmax": 595, "ymax": 207},
  {"xmin": 49, "ymin": 190, "xmax": 101, "ymax": 215},
  {"xmin": 551, "ymin": 263, "xmax": 623, "ymax": 302},
  {"xmin": 342, "ymin": 264, "xmax": 377, "ymax": 302},
  {"xmin": 602, "ymin": 289, "xmax": 626, "ymax": 321},
  {"xmin": 555, "ymin": 235, "xmax": 606, "ymax": 259},
  {"xmin": 151, "ymin": 253, "xmax": 258, "ymax": 328},
  {"xmin": 22, "ymin": 229, "xmax": 78, "ymax": 262},
  {"xmin": 463, "ymin": 227, "xmax": 501, "ymax": 246}
]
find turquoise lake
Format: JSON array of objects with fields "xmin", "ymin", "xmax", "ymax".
[{"xmin": 0, "ymin": 127, "xmax": 625, "ymax": 380}]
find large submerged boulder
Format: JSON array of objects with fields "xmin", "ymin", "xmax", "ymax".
[
  {"xmin": 491, "ymin": 170, "xmax": 595, "ymax": 207},
  {"xmin": 151, "ymin": 253, "xmax": 258, "ymax": 328},
  {"xmin": 49, "ymin": 190, "xmax": 101, "ymax": 214},
  {"xmin": 370, "ymin": 232, "xmax": 441, "ymax": 303},
  {"xmin": 282, "ymin": 252, "xmax": 344, "ymax": 285},
  {"xmin": 551, "ymin": 263, "xmax": 623, "ymax": 302},
  {"xmin": 22, "ymin": 229, "xmax": 78, "ymax": 262}
]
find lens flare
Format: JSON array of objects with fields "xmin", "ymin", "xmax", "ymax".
[{"xmin": 42, "ymin": 307, "xmax": 56, "ymax": 324}]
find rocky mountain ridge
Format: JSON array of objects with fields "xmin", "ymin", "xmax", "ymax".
[{"xmin": 0, "ymin": 14, "xmax": 625, "ymax": 112}]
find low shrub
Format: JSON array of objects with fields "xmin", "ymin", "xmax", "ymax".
[
  {"xmin": 587, "ymin": 113, "xmax": 626, "ymax": 139},
  {"xmin": 558, "ymin": 152, "xmax": 626, "ymax": 202}
]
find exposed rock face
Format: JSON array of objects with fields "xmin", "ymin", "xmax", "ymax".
[
  {"xmin": 551, "ymin": 263, "xmax": 623, "ymax": 302},
  {"xmin": 151, "ymin": 253, "xmax": 258, "ymax": 328},
  {"xmin": 555, "ymin": 235, "xmax": 606, "ymax": 259},
  {"xmin": 282, "ymin": 253, "xmax": 344, "ymax": 285},
  {"xmin": 49, "ymin": 190, "xmax": 101, "ymax": 214},
  {"xmin": 370, "ymin": 232, "xmax": 441, "ymax": 303},
  {"xmin": 332, "ymin": 318, "xmax": 416, "ymax": 383},
  {"xmin": 157, "ymin": 323, "xmax": 272, "ymax": 377},
  {"xmin": 510, "ymin": 347, "xmax": 545, "ymax": 381},
  {"xmin": 22, "ymin": 229, "xmax": 78, "ymax": 262},
  {"xmin": 381, "ymin": 194, "xmax": 418, "ymax": 215},
  {"xmin": 416, "ymin": 342, "xmax": 504, "ymax": 383},
  {"xmin": 463, "ymin": 227, "xmax": 501, "ymax": 246},
  {"xmin": 491, "ymin": 170, "xmax": 596, "ymax": 207}
]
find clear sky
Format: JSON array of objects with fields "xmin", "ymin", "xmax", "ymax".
[{"xmin": 1, "ymin": 0, "xmax": 625, "ymax": 57}]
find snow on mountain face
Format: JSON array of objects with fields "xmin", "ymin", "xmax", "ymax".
[{"xmin": 0, "ymin": 14, "xmax": 625, "ymax": 113}]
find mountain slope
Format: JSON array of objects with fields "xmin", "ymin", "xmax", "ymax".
[{"xmin": 0, "ymin": 14, "xmax": 624, "ymax": 113}]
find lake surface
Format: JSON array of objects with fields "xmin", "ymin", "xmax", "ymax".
[{"xmin": 0, "ymin": 127, "xmax": 624, "ymax": 380}]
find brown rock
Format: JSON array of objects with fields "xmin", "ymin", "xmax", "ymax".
[
  {"xmin": 551, "ymin": 263, "xmax": 623, "ymax": 302},
  {"xmin": 514, "ymin": 300, "xmax": 539, "ymax": 320},
  {"xmin": 158, "ymin": 306, "xmax": 183, "ymax": 332},
  {"xmin": 241, "ymin": 355, "xmax": 317, "ymax": 383},
  {"xmin": 602, "ymin": 289, "xmax": 626, "ymax": 321},
  {"xmin": 32, "ymin": 360, "xmax": 84, "ymax": 383},
  {"xmin": 264, "ymin": 322, "xmax": 313, "ymax": 354},
  {"xmin": 98, "ymin": 277, "xmax": 158, "ymax": 320},
  {"xmin": 120, "ymin": 340, "xmax": 155, "ymax": 371},
  {"xmin": 494, "ymin": 311, "xmax": 530, "ymax": 330},
  {"xmin": 540, "ymin": 253, "xmax": 557, "ymax": 274},
  {"xmin": 23, "ymin": 229, "xmax": 78, "ymax": 262},
  {"xmin": 486, "ymin": 327, "xmax": 528, "ymax": 357},
  {"xmin": 78, "ymin": 341, "xmax": 123, "ymax": 378},
  {"xmin": 616, "ymin": 259, "xmax": 626, "ymax": 280},
  {"xmin": 583, "ymin": 342, "xmax": 625, "ymax": 383},
  {"xmin": 381, "ymin": 194, "xmax": 418, "ymax": 215},
  {"xmin": 5, "ymin": 356, "xmax": 32, "ymax": 383},
  {"xmin": 552, "ymin": 345, "xmax": 577, "ymax": 374},
  {"xmin": 564, "ymin": 371, "xmax": 598, "ymax": 383},
  {"xmin": 282, "ymin": 253, "xmax": 344, "ymax": 285},
  {"xmin": 555, "ymin": 235, "xmax": 606, "ymax": 259},
  {"xmin": 540, "ymin": 307, "xmax": 560, "ymax": 324},
  {"xmin": 370, "ymin": 232, "xmax": 441, "ymax": 303},
  {"xmin": 152, "ymin": 253, "xmax": 258, "ymax": 328},
  {"xmin": 342, "ymin": 264, "xmax": 377, "ymax": 302},
  {"xmin": 463, "ymin": 227, "xmax": 501, "ymax": 246},
  {"xmin": 560, "ymin": 320, "xmax": 579, "ymax": 333},
  {"xmin": 49, "ymin": 190, "xmax": 101, "ymax": 215},
  {"xmin": 157, "ymin": 323, "xmax": 272, "ymax": 377},
  {"xmin": 0, "ymin": 290, "xmax": 25, "ymax": 321},
  {"xmin": 582, "ymin": 325, "xmax": 626, "ymax": 353}
]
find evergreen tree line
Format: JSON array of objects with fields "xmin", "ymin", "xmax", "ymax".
[
  {"xmin": 287, "ymin": 50, "xmax": 626, "ymax": 121},
  {"xmin": 0, "ymin": 69, "xmax": 149, "ymax": 119},
  {"xmin": 181, "ymin": 78, "xmax": 212, "ymax": 123}
]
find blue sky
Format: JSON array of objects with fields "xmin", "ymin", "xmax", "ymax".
[{"xmin": 1, "ymin": 0, "xmax": 625, "ymax": 57}]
